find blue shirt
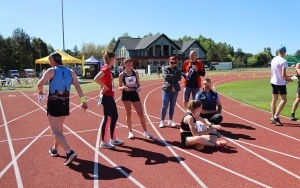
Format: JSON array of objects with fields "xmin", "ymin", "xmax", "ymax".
[{"xmin": 49, "ymin": 66, "xmax": 72, "ymax": 94}]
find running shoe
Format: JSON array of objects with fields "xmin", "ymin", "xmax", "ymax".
[
  {"xmin": 143, "ymin": 131, "xmax": 153, "ymax": 138},
  {"xmin": 159, "ymin": 121, "xmax": 165, "ymax": 128},
  {"xmin": 270, "ymin": 117, "xmax": 283, "ymax": 126},
  {"xmin": 64, "ymin": 150, "xmax": 77, "ymax": 166},
  {"xmin": 110, "ymin": 139, "xmax": 124, "ymax": 146},
  {"xmin": 128, "ymin": 132, "xmax": 135, "ymax": 139},
  {"xmin": 100, "ymin": 141, "xmax": 115, "ymax": 149},
  {"xmin": 168, "ymin": 120, "xmax": 177, "ymax": 127},
  {"xmin": 290, "ymin": 115, "xmax": 297, "ymax": 121},
  {"xmin": 49, "ymin": 147, "xmax": 58, "ymax": 157}
]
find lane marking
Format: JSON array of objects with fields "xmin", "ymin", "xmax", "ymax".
[
  {"xmin": 0, "ymin": 100, "xmax": 23, "ymax": 187},
  {"xmin": 144, "ymin": 86, "xmax": 208, "ymax": 188}
]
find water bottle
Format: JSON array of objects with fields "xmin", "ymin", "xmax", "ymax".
[
  {"xmin": 97, "ymin": 89, "xmax": 103, "ymax": 106},
  {"xmin": 186, "ymin": 67, "xmax": 194, "ymax": 80}
]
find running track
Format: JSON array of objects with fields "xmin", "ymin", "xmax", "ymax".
[{"xmin": 1, "ymin": 72, "xmax": 300, "ymax": 187}]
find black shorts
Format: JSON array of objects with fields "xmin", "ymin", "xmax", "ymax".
[
  {"xmin": 180, "ymin": 132, "xmax": 193, "ymax": 147},
  {"xmin": 47, "ymin": 98, "xmax": 70, "ymax": 117},
  {"xmin": 200, "ymin": 113, "xmax": 223, "ymax": 124},
  {"xmin": 271, "ymin": 84, "xmax": 287, "ymax": 95},
  {"xmin": 122, "ymin": 91, "xmax": 140, "ymax": 102}
]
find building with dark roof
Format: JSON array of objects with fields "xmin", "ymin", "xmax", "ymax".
[{"xmin": 113, "ymin": 33, "xmax": 206, "ymax": 71}]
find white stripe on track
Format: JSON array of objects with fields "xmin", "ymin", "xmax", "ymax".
[
  {"xmin": 144, "ymin": 86, "xmax": 208, "ymax": 188},
  {"xmin": 0, "ymin": 100, "xmax": 23, "ymax": 188}
]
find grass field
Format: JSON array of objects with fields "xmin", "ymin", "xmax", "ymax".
[{"xmin": 216, "ymin": 78, "xmax": 298, "ymax": 118}]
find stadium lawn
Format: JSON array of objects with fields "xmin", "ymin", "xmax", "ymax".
[{"xmin": 216, "ymin": 78, "xmax": 298, "ymax": 119}]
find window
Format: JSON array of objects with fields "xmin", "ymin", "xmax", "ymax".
[{"xmin": 155, "ymin": 45, "xmax": 161, "ymax": 56}]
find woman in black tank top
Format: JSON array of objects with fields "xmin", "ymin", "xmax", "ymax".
[
  {"xmin": 118, "ymin": 58, "xmax": 153, "ymax": 139},
  {"xmin": 180, "ymin": 100, "xmax": 227, "ymax": 150}
]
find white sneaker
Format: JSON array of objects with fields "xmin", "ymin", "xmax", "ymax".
[
  {"xmin": 100, "ymin": 141, "xmax": 114, "ymax": 149},
  {"xmin": 128, "ymin": 132, "xmax": 135, "ymax": 139},
  {"xmin": 110, "ymin": 138, "xmax": 124, "ymax": 146},
  {"xmin": 144, "ymin": 131, "xmax": 153, "ymax": 138},
  {"xmin": 159, "ymin": 121, "xmax": 165, "ymax": 128},
  {"xmin": 168, "ymin": 120, "xmax": 177, "ymax": 127}
]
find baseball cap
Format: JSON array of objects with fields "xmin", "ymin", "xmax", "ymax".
[{"xmin": 277, "ymin": 45, "xmax": 286, "ymax": 52}]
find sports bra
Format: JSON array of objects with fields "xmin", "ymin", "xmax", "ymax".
[{"xmin": 180, "ymin": 112, "xmax": 196, "ymax": 131}]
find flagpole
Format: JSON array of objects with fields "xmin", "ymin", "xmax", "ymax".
[{"xmin": 61, "ymin": 0, "xmax": 65, "ymax": 51}]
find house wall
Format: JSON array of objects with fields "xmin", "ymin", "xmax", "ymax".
[{"xmin": 186, "ymin": 43, "xmax": 205, "ymax": 59}]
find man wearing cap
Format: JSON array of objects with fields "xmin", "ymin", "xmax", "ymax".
[
  {"xmin": 270, "ymin": 45, "xmax": 293, "ymax": 126},
  {"xmin": 37, "ymin": 52, "xmax": 88, "ymax": 165}
]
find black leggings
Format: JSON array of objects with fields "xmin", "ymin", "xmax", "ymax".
[{"xmin": 101, "ymin": 95, "xmax": 118, "ymax": 140}]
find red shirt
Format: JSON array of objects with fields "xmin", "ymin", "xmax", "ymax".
[
  {"xmin": 100, "ymin": 64, "xmax": 114, "ymax": 97},
  {"xmin": 182, "ymin": 59, "xmax": 205, "ymax": 88}
]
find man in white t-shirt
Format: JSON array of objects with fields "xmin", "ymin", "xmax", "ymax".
[{"xmin": 270, "ymin": 45, "xmax": 293, "ymax": 126}]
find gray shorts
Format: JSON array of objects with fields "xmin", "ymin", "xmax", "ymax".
[{"xmin": 183, "ymin": 87, "xmax": 200, "ymax": 102}]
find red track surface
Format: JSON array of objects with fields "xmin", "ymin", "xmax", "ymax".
[{"xmin": 1, "ymin": 72, "xmax": 300, "ymax": 187}]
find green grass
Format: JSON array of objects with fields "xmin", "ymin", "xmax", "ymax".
[
  {"xmin": 0, "ymin": 74, "xmax": 162, "ymax": 93},
  {"xmin": 216, "ymin": 78, "xmax": 298, "ymax": 117}
]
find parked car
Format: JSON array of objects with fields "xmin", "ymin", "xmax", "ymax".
[
  {"xmin": 7, "ymin": 70, "xmax": 20, "ymax": 78},
  {"xmin": 209, "ymin": 66, "xmax": 216, "ymax": 70},
  {"xmin": 24, "ymin": 69, "xmax": 35, "ymax": 77}
]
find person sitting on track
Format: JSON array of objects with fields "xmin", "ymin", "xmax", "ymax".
[
  {"xmin": 195, "ymin": 78, "xmax": 223, "ymax": 125},
  {"xmin": 180, "ymin": 100, "xmax": 227, "ymax": 150}
]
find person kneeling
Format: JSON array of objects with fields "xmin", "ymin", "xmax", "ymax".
[
  {"xmin": 195, "ymin": 78, "xmax": 223, "ymax": 125},
  {"xmin": 180, "ymin": 100, "xmax": 226, "ymax": 150}
]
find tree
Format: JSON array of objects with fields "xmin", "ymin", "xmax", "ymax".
[
  {"xmin": 295, "ymin": 50, "xmax": 300, "ymax": 59},
  {"xmin": 121, "ymin": 32, "xmax": 131, "ymax": 38},
  {"xmin": 107, "ymin": 38, "xmax": 116, "ymax": 51},
  {"xmin": 11, "ymin": 28, "xmax": 33, "ymax": 70}
]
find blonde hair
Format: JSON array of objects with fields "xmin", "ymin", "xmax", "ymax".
[
  {"xmin": 186, "ymin": 100, "xmax": 202, "ymax": 112},
  {"xmin": 102, "ymin": 50, "xmax": 115, "ymax": 64},
  {"xmin": 124, "ymin": 57, "xmax": 133, "ymax": 64}
]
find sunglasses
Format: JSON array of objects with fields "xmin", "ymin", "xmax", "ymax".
[{"xmin": 170, "ymin": 61, "xmax": 177, "ymax": 64}]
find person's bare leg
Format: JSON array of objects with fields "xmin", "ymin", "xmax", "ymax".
[
  {"xmin": 271, "ymin": 94, "xmax": 278, "ymax": 117},
  {"xmin": 292, "ymin": 94, "xmax": 300, "ymax": 114},
  {"xmin": 132, "ymin": 101, "xmax": 147, "ymax": 131},
  {"xmin": 275, "ymin": 95, "xmax": 287, "ymax": 117},
  {"xmin": 123, "ymin": 101, "xmax": 132, "ymax": 132},
  {"xmin": 53, "ymin": 116, "xmax": 67, "ymax": 149},
  {"xmin": 48, "ymin": 115, "xmax": 70, "ymax": 151}
]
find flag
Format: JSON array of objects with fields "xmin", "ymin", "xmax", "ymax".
[{"xmin": 82, "ymin": 55, "xmax": 85, "ymax": 77}]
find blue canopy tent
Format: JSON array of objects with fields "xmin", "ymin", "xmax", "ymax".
[{"xmin": 84, "ymin": 55, "xmax": 104, "ymax": 78}]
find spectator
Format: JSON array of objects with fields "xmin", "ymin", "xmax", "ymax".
[
  {"xmin": 195, "ymin": 78, "xmax": 223, "ymax": 124},
  {"xmin": 159, "ymin": 56, "xmax": 182, "ymax": 128},
  {"xmin": 181, "ymin": 50, "xmax": 205, "ymax": 108},
  {"xmin": 157, "ymin": 64, "xmax": 162, "ymax": 78}
]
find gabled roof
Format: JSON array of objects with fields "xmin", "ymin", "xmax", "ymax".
[
  {"xmin": 114, "ymin": 37, "xmax": 141, "ymax": 51},
  {"xmin": 174, "ymin": 40, "xmax": 207, "ymax": 53},
  {"xmin": 135, "ymin": 33, "xmax": 180, "ymax": 50}
]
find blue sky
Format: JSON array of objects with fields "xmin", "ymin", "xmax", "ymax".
[{"xmin": 1, "ymin": 0, "xmax": 299, "ymax": 55}]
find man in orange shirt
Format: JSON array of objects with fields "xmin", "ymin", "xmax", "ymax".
[{"xmin": 181, "ymin": 50, "xmax": 206, "ymax": 108}]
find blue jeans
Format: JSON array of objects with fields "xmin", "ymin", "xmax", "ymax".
[{"xmin": 160, "ymin": 90, "xmax": 179, "ymax": 120}]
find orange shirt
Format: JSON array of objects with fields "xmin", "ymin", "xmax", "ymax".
[{"xmin": 182, "ymin": 59, "xmax": 205, "ymax": 88}]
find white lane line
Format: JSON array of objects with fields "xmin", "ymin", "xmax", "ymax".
[
  {"xmin": 234, "ymin": 140, "xmax": 300, "ymax": 160},
  {"xmin": 64, "ymin": 125, "xmax": 145, "ymax": 188},
  {"xmin": 213, "ymin": 79, "xmax": 300, "ymax": 142},
  {"xmin": 0, "ymin": 100, "xmax": 23, "ymax": 187},
  {"xmin": 169, "ymin": 141, "xmax": 272, "ymax": 188},
  {"xmin": 144, "ymin": 86, "xmax": 208, "ymax": 188},
  {"xmin": 222, "ymin": 134, "xmax": 300, "ymax": 180},
  {"xmin": 0, "ymin": 108, "xmax": 42, "ymax": 128},
  {"xmin": 0, "ymin": 91, "xmax": 79, "ymax": 178},
  {"xmin": 177, "ymin": 97, "xmax": 300, "ymax": 182},
  {"xmin": 223, "ymin": 110, "xmax": 300, "ymax": 142}
]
